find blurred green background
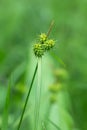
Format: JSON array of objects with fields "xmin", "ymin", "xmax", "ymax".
[{"xmin": 0, "ymin": 0, "xmax": 87, "ymax": 130}]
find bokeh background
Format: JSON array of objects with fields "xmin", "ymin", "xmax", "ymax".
[{"xmin": 0, "ymin": 0, "xmax": 87, "ymax": 130}]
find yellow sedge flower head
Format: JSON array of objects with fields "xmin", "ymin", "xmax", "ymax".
[
  {"xmin": 33, "ymin": 33, "xmax": 55, "ymax": 57},
  {"xmin": 39, "ymin": 33, "xmax": 47, "ymax": 43},
  {"xmin": 33, "ymin": 43, "xmax": 44, "ymax": 57},
  {"xmin": 44, "ymin": 39, "xmax": 55, "ymax": 50}
]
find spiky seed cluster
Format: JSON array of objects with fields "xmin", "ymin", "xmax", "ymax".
[
  {"xmin": 44, "ymin": 39, "xmax": 55, "ymax": 50},
  {"xmin": 33, "ymin": 33, "xmax": 55, "ymax": 57},
  {"xmin": 33, "ymin": 43, "xmax": 44, "ymax": 57},
  {"xmin": 39, "ymin": 33, "xmax": 47, "ymax": 43}
]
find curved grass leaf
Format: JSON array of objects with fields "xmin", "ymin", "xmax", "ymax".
[{"xmin": 50, "ymin": 52, "xmax": 66, "ymax": 67}]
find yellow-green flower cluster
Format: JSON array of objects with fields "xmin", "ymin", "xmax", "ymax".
[
  {"xmin": 48, "ymin": 68, "xmax": 68, "ymax": 104},
  {"xmin": 33, "ymin": 33, "xmax": 55, "ymax": 57},
  {"xmin": 39, "ymin": 33, "xmax": 47, "ymax": 43},
  {"xmin": 49, "ymin": 83, "xmax": 62, "ymax": 104},
  {"xmin": 33, "ymin": 43, "xmax": 44, "ymax": 57},
  {"xmin": 49, "ymin": 83, "xmax": 62, "ymax": 93}
]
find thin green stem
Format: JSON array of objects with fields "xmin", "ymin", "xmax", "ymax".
[
  {"xmin": 34, "ymin": 58, "xmax": 42, "ymax": 130},
  {"xmin": 47, "ymin": 20, "xmax": 54, "ymax": 37},
  {"xmin": 17, "ymin": 63, "xmax": 38, "ymax": 130}
]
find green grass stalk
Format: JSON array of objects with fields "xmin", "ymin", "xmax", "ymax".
[
  {"xmin": 34, "ymin": 58, "xmax": 42, "ymax": 130},
  {"xmin": 17, "ymin": 63, "xmax": 38, "ymax": 130}
]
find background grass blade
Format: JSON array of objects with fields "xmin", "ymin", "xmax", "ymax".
[
  {"xmin": 2, "ymin": 78, "xmax": 11, "ymax": 130},
  {"xmin": 34, "ymin": 58, "xmax": 42, "ymax": 130},
  {"xmin": 50, "ymin": 52, "xmax": 66, "ymax": 67},
  {"xmin": 48, "ymin": 119, "xmax": 61, "ymax": 130},
  {"xmin": 17, "ymin": 63, "xmax": 38, "ymax": 130}
]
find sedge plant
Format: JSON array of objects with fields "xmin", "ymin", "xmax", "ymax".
[{"xmin": 17, "ymin": 21, "xmax": 55, "ymax": 130}]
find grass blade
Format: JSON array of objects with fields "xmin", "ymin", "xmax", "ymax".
[
  {"xmin": 34, "ymin": 58, "xmax": 42, "ymax": 130},
  {"xmin": 50, "ymin": 52, "xmax": 66, "ymax": 67},
  {"xmin": 2, "ymin": 78, "xmax": 11, "ymax": 130},
  {"xmin": 48, "ymin": 119, "xmax": 61, "ymax": 130},
  {"xmin": 17, "ymin": 63, "xmax": 38, "ymax": 130}
]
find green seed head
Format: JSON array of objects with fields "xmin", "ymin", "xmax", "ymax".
[
  {"xmin": 39, "ymin": 33, "xmax": 47, "ymax": 43},
  {"xmin": 54, "ymin": 69, "xmax": 69, "ymax": 82},
  {"xmin": 44, "ymin": 39, "xmax": 55, "ymax": 50},
  {"xmin": 50, "ymin": 95, "xmax": 57, "ymax": 104},
  {"xmin": 49, "ymin": 83, "xmax": 62, "ymax": 93},
  {"xmin": 33, "ymin": 43, "xmax": 44, "ymax": 57},
  {"xmin": 33, "ymin": 32, "xmax": 56, "ymax": 57}
]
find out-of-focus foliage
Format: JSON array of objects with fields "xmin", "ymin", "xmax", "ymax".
[{"xmin": 0, "ymin": 0, "xmax": 87, "ymax": 130}]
